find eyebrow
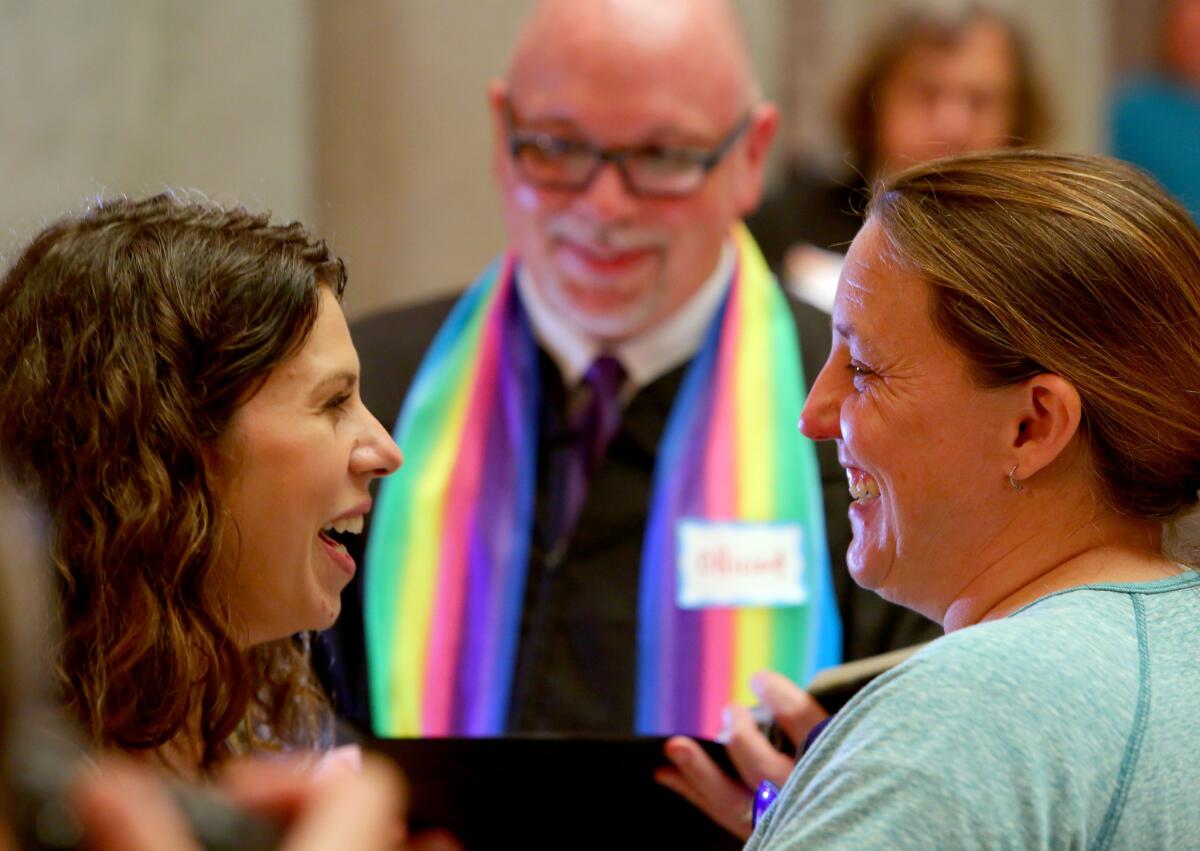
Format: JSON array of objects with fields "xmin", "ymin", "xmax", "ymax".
[
  {"xmin": 834, "ymin": 322, "xmax": 887, "ymax": 361},
  {"xmin": 513, "ymin": 114, "xmax": 714, "ymax": 147},
  {"xmin": 309, "ymin": 369, "xmax": 358, "ymax": 399}
]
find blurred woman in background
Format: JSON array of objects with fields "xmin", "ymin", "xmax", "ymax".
[{"xmin": 749, "ymin": 2, "xmax": 1049, "ymax": 312}]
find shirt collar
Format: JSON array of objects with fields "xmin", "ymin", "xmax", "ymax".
[{"xmin": 515, "ymin": 240, "xmax": 735, "ymax": 390}]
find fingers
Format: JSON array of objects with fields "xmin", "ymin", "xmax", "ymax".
[
  {"xmin": 218, "ymin": 757, "xmax": 321, "ymax": 821},
  {"xmin": 72, "ymin": 753, "xmax": 408, "ymax": 851},
  {"xmin": 72, "ymin": 757, "xmax": 201, "ymax": 851},
  {"xmin": 275, "ymin": 755, "xmax": 407, "ymax": 851},
  {"xmin": 220, "ymin": 754, "xmax": 407, "ymax": 851},
  {"xmin": 722, "ymin": 705, "xmax": 798, "ymax": 789},
  {"xmin": 407, "ymin": 828, "xmax": 466, "ymax": 851},
  {"xmin": 751, "ymin": 670, "xmax": 829, "ymax": 746},
  {"xmin": 656, "ymin": 736, "xmax": 755, "ymax": 841}
]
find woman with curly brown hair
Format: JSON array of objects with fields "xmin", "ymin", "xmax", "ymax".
[{"xmin": 0, "ymin": 193, "xmax": 403, "ymax": 776}]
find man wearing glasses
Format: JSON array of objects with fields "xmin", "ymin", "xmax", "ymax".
[{"xmin": 332, "ymin": 0, "xmax": 934, "ymax": 756}]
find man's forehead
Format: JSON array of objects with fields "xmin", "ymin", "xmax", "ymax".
[
  {"xmin": 506, "ymin": 0, "xmax": 751, "ymax": 126},
  {"xmin": 506, "ymin": 81, "xmax": 732, "ymax": 144},
  {"xmin": 511, "ymin": 0, "xmax": 744, "ymax": 59}
]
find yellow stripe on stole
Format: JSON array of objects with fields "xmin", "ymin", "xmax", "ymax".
[{"xmin": 731, "ymin": 228, "xmax": 777, "ymax": 708}]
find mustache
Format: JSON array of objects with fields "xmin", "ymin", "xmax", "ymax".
[{"xmin": 546, "ymin": 218, "xmax": 667, "ymax": 252}]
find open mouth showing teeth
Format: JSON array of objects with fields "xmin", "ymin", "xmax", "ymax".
[
  {"xmin": 319, "ymin": 515, "xmax": 364, "ymax": 551},
  {"xmin": 846, "ymin": 472, "xmax": 880, "ymax": 502}
]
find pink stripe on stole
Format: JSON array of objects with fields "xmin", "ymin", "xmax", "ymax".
[
  {"xmin": 696, "ymin": 271, "xmax": 742, "ymax": 736},
  {"xmin": 421, "ymin": 271, "xmax": 511, "ymax": 734}
]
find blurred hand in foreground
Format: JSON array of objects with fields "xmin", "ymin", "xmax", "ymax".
[{"xmin": 73, "ymin": 753, "xmax": 409, "ymax": 851}]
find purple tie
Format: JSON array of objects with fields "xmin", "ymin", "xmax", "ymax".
[{"xmin": 561, "ymin": 355, "xmax": 627, "ymax": 537}]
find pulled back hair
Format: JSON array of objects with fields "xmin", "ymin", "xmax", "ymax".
[
  {"xmin": 0, "ymin": 193, "xmax": 347, "ymax": 770},
  {"xmin": 840, "ymin": 3, "xmax": 1048, "ymax": 175},
  {"xmin": 870, "ymin": 150, "xmax": 1200, "ymax": 520}
]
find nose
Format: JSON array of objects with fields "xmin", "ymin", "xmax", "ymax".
[
  {"xmin": 574, "ymin": 160, "xmax": 639, "ymax": 223},
  {"xmin": 798, "ymin": 359, "xmax": 844, "ymax": 442},
  {"xmin": 352, "ymin": 412, "xmax": 404, "ymax": 478},
  {"xmin": 930, "ymin": 92, "xmax": 974, "ymax": 152}
]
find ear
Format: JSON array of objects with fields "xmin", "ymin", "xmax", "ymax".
[
  {"xmin": 487, "ymin": 78, "xmax": 512, "ymax": 182},
  {"xmin": 734, "ymin": 101, "xmax": 780, "ymax": 216},
  {"xmin": 1009, "ymin": 373, "xmax": 1083, "ymax": 484}
]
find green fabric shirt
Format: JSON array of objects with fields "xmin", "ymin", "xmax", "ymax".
[{"xmin": 748, "ymin": 572, "xmax": 1200, "ymax": 850}]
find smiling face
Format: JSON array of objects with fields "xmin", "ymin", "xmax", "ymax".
[
  {"xmin": 875, "ymin": 18, "xmax": 1019, "ymax": 177},
  {"xmin": 490, "ymin": 0, "xmax": 774, "ymax": 342},
  {"xmin": 799, "ymin": 220, "xmax": 1021, "ymax": 618},
  {"xmin": 212, "ymin": 287, "xmax": 403, "ymax": 645}
]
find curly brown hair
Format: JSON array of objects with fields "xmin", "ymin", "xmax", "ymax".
[{"xmin": 0, "ymin": 193, "xmax": 347, "ymax": 771}]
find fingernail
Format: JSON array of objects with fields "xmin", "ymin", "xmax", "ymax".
[{"xmin": 749, "ymin": 672, "xmax": 766, "ymax": 698}]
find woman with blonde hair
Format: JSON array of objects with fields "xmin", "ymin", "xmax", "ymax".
[{"xmin": 669, "ymin": 151, "xmax": 1200, "ymax": 847}]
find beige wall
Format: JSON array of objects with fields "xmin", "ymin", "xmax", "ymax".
[
  {"xmin": 314, "ymin": 1, "xmax": 523, "ymax": 318},
  {"xmin": 0, "ymin": 1, "xmax": 1121, "ymax": 320},
  {"xmin": 0, "ymin": 0, "xmax": 312, "ymax": 254}
]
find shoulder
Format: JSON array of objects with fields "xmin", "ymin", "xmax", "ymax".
[
  {"xmin": 868, "ymin": 596, "xmax": 1142, "ymax": 720},
  {"xmin": 749, "ymin": 597, "xmax": 1145, "ymax": 848},
  {"xmin": 1111, "ymin": 76, "xmax": 1188, "ymax": 131},
  {"xmin": 350, "ymin": 292, "xmax": 459, "ymax": 355},
  {"xmin": 748, "ymin": 165, "xmax": 866, "ymax": 260}
]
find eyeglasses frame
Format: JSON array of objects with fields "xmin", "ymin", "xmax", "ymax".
[{"xmin": 502, "ymin": 99, "xmax": 754, "ymax": 199}]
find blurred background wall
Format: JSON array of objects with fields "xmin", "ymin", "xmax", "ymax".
[
  {"xmin": 0, "ymin": 1, "xmax": 313, "ymax": 251},
  {"xmin": 0, "ymin": 0, "xmax": 1161, "ymax": 319}
]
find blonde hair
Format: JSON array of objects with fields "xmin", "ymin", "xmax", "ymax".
[{"xmin": 871, "ymin": 149, "xmax": 1200, "ymax": 519}]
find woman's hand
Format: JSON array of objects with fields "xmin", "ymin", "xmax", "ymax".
[
  {"xmin": 73, "ymin": 753, "xmax": 411, "ymax": 851},
  {"xmin": 654, "ymin": 671, "xmax": 829, "ymax": 840}
]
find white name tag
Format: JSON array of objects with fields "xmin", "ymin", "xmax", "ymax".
[{"xmin": 676, "ymin": 520, "xmax": 807, "ymax": 609}]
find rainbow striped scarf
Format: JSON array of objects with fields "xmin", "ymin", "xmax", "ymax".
[{"xmin": 366, "ymin": 225, "xmax": 841, "ymax": 737}]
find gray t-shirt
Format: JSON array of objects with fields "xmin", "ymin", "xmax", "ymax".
[{"xmin": 747, "ymin": 572, "xmax": 1200, "ymax": 850}]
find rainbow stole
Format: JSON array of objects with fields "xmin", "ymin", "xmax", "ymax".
[{"xmin": 366, "ymin": 225, "xmax": 841, "ymax": 737}]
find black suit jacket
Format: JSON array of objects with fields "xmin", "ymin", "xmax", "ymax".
[
  {"xmin": 746, "ymin": 166, "xmax": 868, "ymax": 273},
  {"xmin": 317, "ymin": 286, "xmax": 941, "ymax": 732}
]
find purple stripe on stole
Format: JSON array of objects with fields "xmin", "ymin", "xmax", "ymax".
[
  {"xmin": 636, "ymin": 297, "xmax": 726, "ymax": 733},
  {"xmin": 457, "ymin": 287, "xmax": 537, "ymax": 734},
  {"xmin": 668, "ymin": 395, "xmax": 716, "ymax": 735}
]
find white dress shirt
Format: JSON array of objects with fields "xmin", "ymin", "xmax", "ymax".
[{"xmin": 516, "ymin": 240, "xmax": 735, "ymax": 396}]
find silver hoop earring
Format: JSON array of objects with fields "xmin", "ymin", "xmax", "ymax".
[{"xmin": 1008, "ymin": 464, "xmax": 1023, "ymax": 492}]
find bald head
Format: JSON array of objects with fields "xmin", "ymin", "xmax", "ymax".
[
  {"xmin": 487, "ymin": 0, "xmax": 778, "ymax": 342},
  {"xmin": 508, "ymin": 0, "xmax": 759, "ymax": 119}
]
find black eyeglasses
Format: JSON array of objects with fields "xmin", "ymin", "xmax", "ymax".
[{"xmin": 504, "ymin": 101, "xmax": 752, "ymax": 199}]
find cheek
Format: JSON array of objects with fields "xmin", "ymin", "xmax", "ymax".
[
  {"xmin": 501, "ymin": 182, "xmax": 563, "ymax": 258},
  {"xmin": 656, "ymin": 197, "xmax": 731, "ymax": 267},
  {"xmin": 878, "ymin": 101, "xmax": 927, "ymax": 153},
  {"xmin": 978, "ymin": 104, "xmax": 1015, "ymax": 139},
  {"xmin": 839, "ymin": 395, "xmax": 884, "ymax": 453},
  {"xmin": 512, "ymin": 182, "xmax": 542, "ymax": 215},
  {"xmin": 500, "ymin": 166, "xmax": 563, "ymax": 224}
]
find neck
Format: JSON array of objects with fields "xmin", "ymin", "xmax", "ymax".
[{"xmin": 940, "ymin": 497, "xmax": 1174, "ymax": 633}]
